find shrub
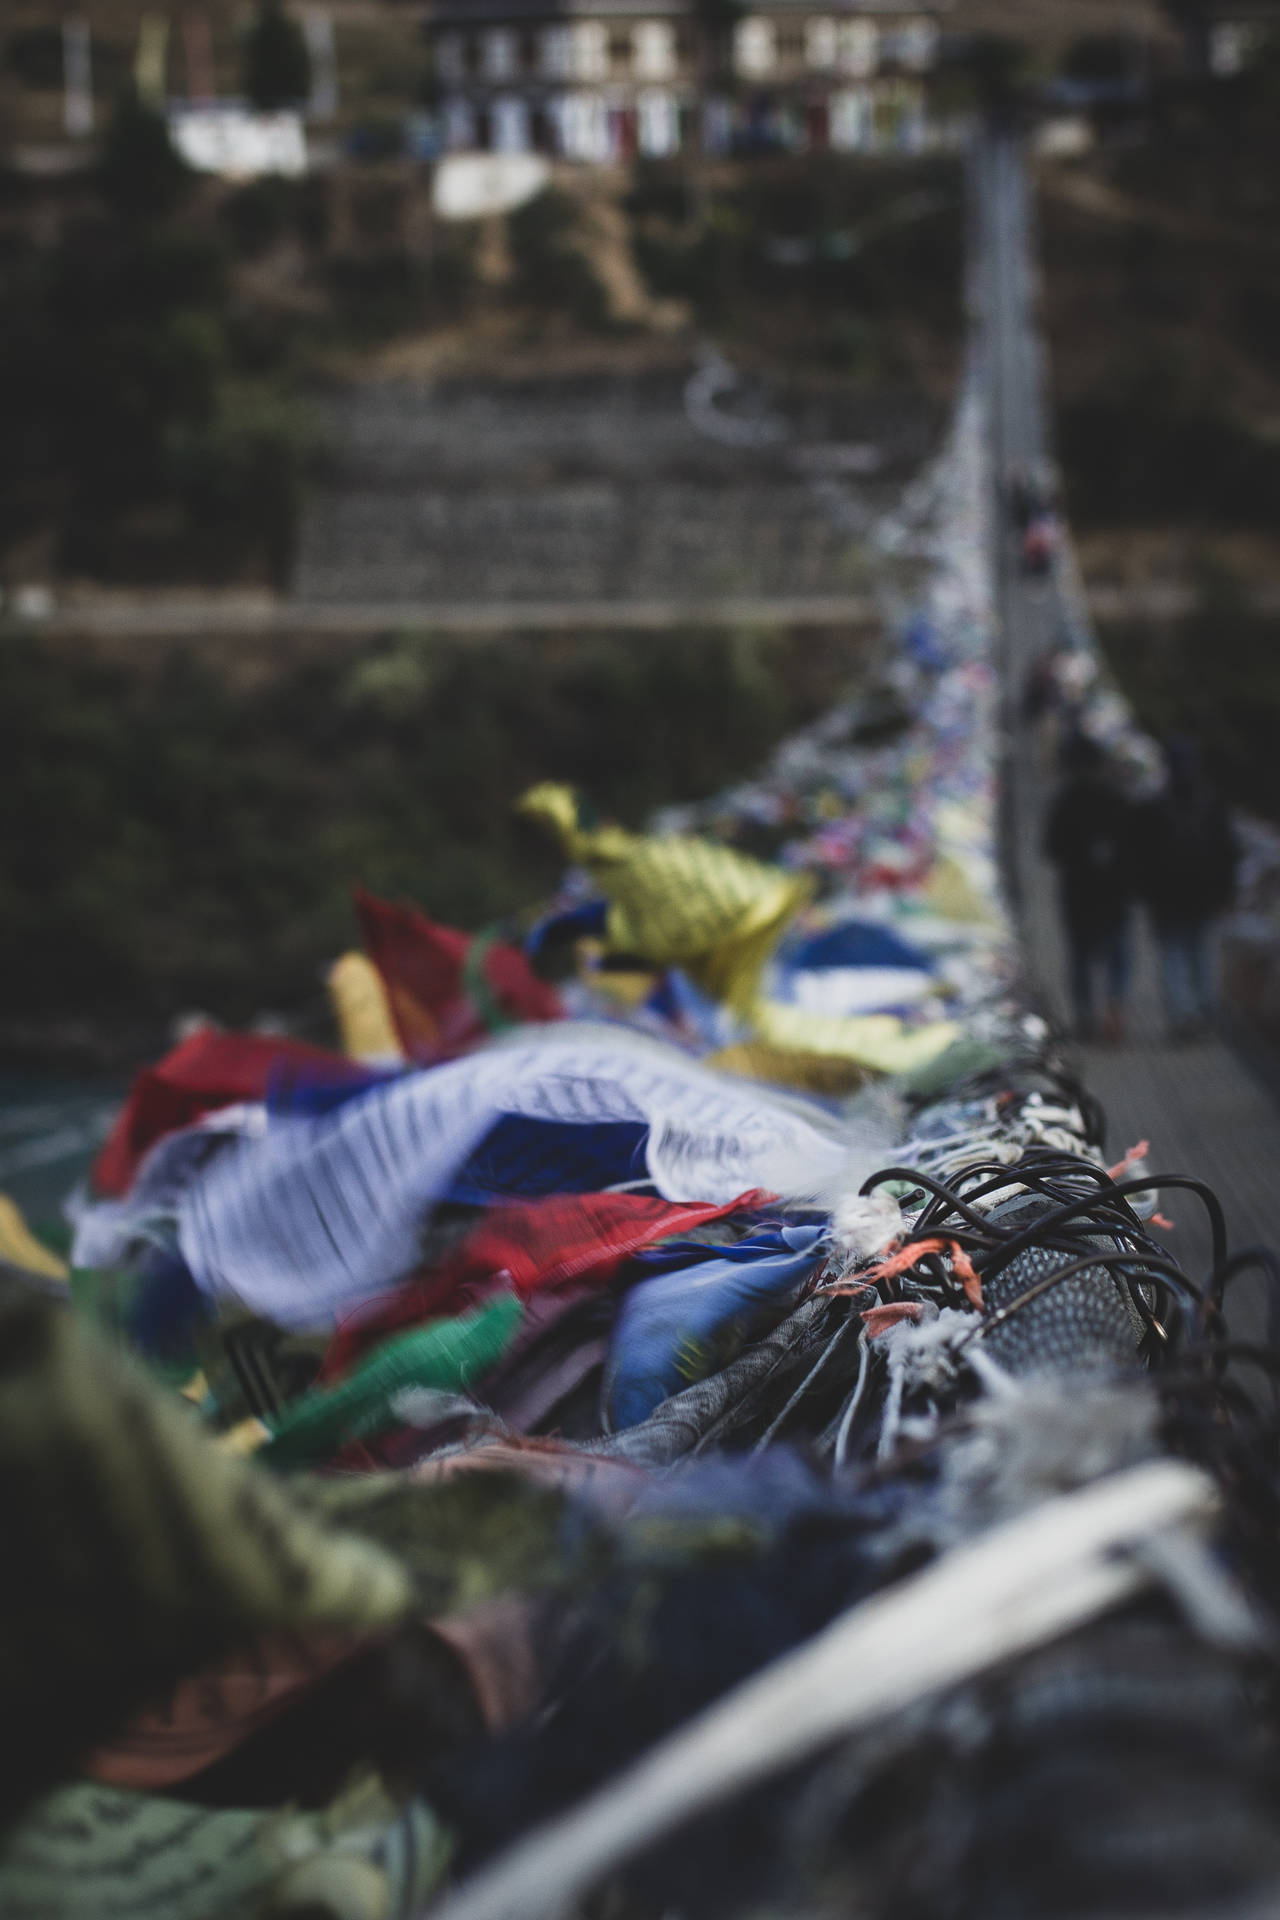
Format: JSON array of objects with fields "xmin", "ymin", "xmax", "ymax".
[
  {"xmin": 627, "ymin": 156, "xmax": 962, "ymax": 354},
  {"xmin": 424, "ymin": 232, "xmax": 478, "ymax": 319},
  {"xmin": 1058, "ymin": 370, "xmax": 1280, "ymax": 529},
  {"xmin": 220, "ymin": 177, "xmax": 294, "ymax": 257},
  {"xmin": 623, "ymin": 163, "xmax": 693, "ymax": 225},
  {"xmin": 1063, "ymin": 34, "xmax": 1141, "ymax": 83},
  {"xmin": 4, "ymin": 26, "xmax": 63, "ymax": 89},
  {"xmin": 0, "ymin": 625, "xmax": 852, "ymax": 1037},
  {"xmin": 346, "ymin": 117, "xmax": 406, "ymax": 163},
  {"xmin": 1105, "ymin": 575, "xmax": 1280, "ymax": 821},
  {"xmin": 171, "ymin": 383, "xmax": 307, "ymax": 585},
  {"xmin": 326, "ymin": 249, "xmax": 427, "ymax": 339},
  {"xmin": 0, "ymin": 194, "xmax": 307, "ymax": 589},
  {"xmin": 507, "ymin": 190, "xmax": 611, "ymax": 331},
  {"xmin": 99, "ymin": 91, "xmax": 193, "ymax": 222},
  {"xmin": 349, "ymin": 179, "xmax": 406, "ymax": 247}
]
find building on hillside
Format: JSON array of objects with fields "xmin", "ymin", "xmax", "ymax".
[
  {"xmin": 424, "ymin": 0, "xmax": 951, "ymax": 162},
  {"xmin": 1203, "ymin": 2, "xmax": 1280, "ymax": 73}
]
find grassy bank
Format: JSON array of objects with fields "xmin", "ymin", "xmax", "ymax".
[
  {"xmin": 1037, "ymin": 50, "xmax": 1280, "ymax": 828},
  {"xmin": 0, "ymin": 621, "xmax": 869, "ymax": 1064},
  {"xmin": 1039, "ymin": 51, "xmax": 1280, "ymax": 579},
  {"xmin": 1, "ymin": 115, "xmax": 963, "ymax": 593},
  {"xmin": 1099, "ymin": 569, "xmax": 1280, "ymax": 821}
]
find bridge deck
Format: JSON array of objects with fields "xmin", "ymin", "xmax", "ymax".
[{"xmin": 980, "ymin": 136, "xmax": 1280, "ymax": 1350}]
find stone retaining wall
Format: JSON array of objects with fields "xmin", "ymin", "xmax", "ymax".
[{"xmin": 293, "ymin": 370, "xmax": 941, "ymax": 606}]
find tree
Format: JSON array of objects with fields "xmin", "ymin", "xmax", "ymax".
[
  {"xmin": 242, "ymin": 1, "xmax": 310, "ymax": 112},
  {"xmin": 1159, "ymin": 0, "xmax": 1214, "ymax": 72},
  {"xmin": 99, "ymin": 88, "xmax": 192, "ymax": 221},
  {"xmin": 691, "ymin": 0, "xmax": 744, "ymax": 92},
  {"xmin": 1064, "ymin": 35, "xmax": 1140, "ymax": 85},
  {"xmin": 962, "ymin": 34, "xmax": 1031, "ymax": 120}
]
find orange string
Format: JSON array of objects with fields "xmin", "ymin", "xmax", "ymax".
[
  {"xmin": 861, "ymin": 1301, "xmax": 926, "ymax": 1338},
  {"xmin": 852, "ymin": 1236, "xmax": 984, "ymax": 1311},
  {"xmin": 862, "ymin": 1236, "xmax": 951, "ymax": 1280},
  {"xmin": 1108, "ymin": 1139, "xmax": 1150, "ymax": 1180}
]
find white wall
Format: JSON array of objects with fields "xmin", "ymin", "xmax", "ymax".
[
  {"xmin": 634, "ymin": 19, "xmax": 677, "ymax": 79},
  {"xmin": 734, "ymin": 16, "xmax": 777, "ymax": 78},
  {"xmin": 572, "ymin": 19, "xmax": 609, "ymax": 80}
]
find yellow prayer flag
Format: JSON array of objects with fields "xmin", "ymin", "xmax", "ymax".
[
  {"xmin": 919, "ymin": 853, "xmax": 1001, "ymax": 927},
  {"xmin": 326, "ymin": 952, "xmax": 404, "ymax": 1065},
  {"xmin": 752, "ymin": 1001, "xmax": 961, "ymax": 1076},
  {"xmin": 706, "ymin": 1042, "xmax": 870, "ymax": 1098},
  {"xmin": 0, "ymin": 1194, "xmax": 69, "ymax": 1286},
  {"xmin": 519, "ymin": 783, "xmax": 813, "ymax": 1015}
]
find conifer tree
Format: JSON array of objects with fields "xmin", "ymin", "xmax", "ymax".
[
  {"xmin": 243, "ymin": 1, "xmax": 310, "ymax": 111},
  {"xmin": 99, "ymin": 88, "xmax": 192, "ymax": 219}
]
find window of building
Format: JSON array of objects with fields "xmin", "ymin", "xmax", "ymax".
[
  {"xmin": 869, "ymin": 78, "xmax": 922, "ymax": 148},
  {"xmin": 1209, "ymin": 20, "xmax": 1260, "ymax": 74},
  {"xmin": 883, "ymin": 18, "xmax": 938, "ymax": 71},
  {"xmin": 492, "ymin": 94, "xmax": 531, "ymax": 151},
  {"xmin": 829, "ymin": 85, "xmax": 871, "ymax": 149},
  {"xmin": 482, "ymin": 28, "xmax": 518, "ymax": 81},
  {"xmin": 443, "ymin": 95, "xmax": 476, "ymax": 149},
  {"xmin": 734, "ymin": 16, "xmax": 777, "ymax": 77},
  {"xmin": 638, "ymin": 86, "xmax": 680, "ymax": 154},
  {"xmin": 702, "ymin": 94, "xmax": 733, "ymax": 155},
  {"xmin": 436, "ymin": 31, "xmax": 465, "ymax": 83},
  {"xmin": 837, "ymin": 19, "xmax": 877, "ymax": 76},
  {"xmin": 609, "ymin": 28, "xmax": 632, "ymax": 67},
  {"xmin": 555, "ymin": 88, "xmax": 612, "ymax": 159},
  {"xmin": 806, "ymin": 18, "xmax": 837, "ymax": 69},
  {"xmin": 572, "ymin": 19, "xmax": 609, "ymax": 79},
  {"xmin": 541, "ymin": 24, "xmax": 573, "ymax": 77},
  {"xmin": 634, "ymin": 20, "xmax": 677, "ymax": 78}
]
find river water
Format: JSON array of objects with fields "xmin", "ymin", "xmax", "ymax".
[{"xmin": 0, "ymin": 1074, "xmax": 124, "ymax": 1233}]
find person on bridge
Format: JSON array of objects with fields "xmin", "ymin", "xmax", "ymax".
[
  {"xmin": 1044, "ymin": 733, "xmax": 1140, "ymax": 1044},
  {"xmin": 1134, "ymin": 738, "xmax": 1238, "ymax": 1043}
]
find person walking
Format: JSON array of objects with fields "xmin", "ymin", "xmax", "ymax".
[
  {"xmin": 1134, "ymin": 738, "xmax": 1237, "ymax": 1042},
  {"xmin": 1044, "ymin": 733, "xmax": 1139, "ymax": 1044}
]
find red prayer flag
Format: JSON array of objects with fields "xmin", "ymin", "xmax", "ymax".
[
  {"xmin": 320, "ymin": 1188, "xmax": 773, "ymax": 1381},
  {"xmin": 93, "ymin": 1029, "xmax": 357, "ymax": 1198},
  {"xmin": 83, "ymin": 1630, "xmax": 370, "ymax": 1789},
  {"xmin": 355, "ymin": 888, "xmax": 562, "ymax": 1064}
]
